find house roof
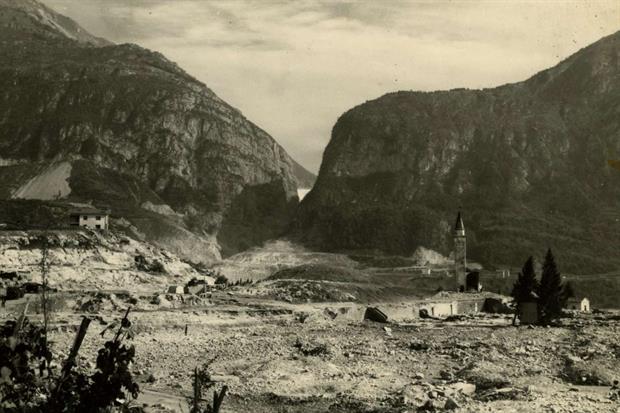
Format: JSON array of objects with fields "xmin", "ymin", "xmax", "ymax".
[
  {"xmin": 454, "ymin": 211, "xmax": 465, "ymax": 231},
  {"xmin": 567, "ymin": 297, "xmax": 588, "ymax": 303},
  {"xmin": 69, "ymin": 208, "xmax": 110, "ymax": 216}
]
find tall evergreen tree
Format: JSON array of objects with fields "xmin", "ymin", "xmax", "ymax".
[
  {"xmin": 538, "ymin": 248, "xmax": 563, "ymax": 324},
  {"xmin": 511, "ymin": 256, "xmax": 539, "ymax": 325},
  {"xmin": 561, "ymin": 281, "xmax": 576, "ymax": 307}
]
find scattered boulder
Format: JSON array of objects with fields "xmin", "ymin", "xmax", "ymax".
[
  {"xmin": 444, "ymin": 397, "xmax": 460, "ymax": 410},
  {"xmin": 324, "ymin": 308, "xmax": 338, "ymax": 320},
  {"xmin": 185, "ymin": 284, "xmax": 208, "ymax": 295},
  {"xmin": 417, "ymin": 399, "xmax": 445, "ymax": 411},
  {"xmin": 482, "ymin": 298, "xmax": 512, "ymax": 314},
  {"xmin": 183, "ymin": 294, "xmax": 206, "ymax": 306},
  {"xmin": 296, "ymin": 312, "xmax": 310, "ymax": 323},
  {"xmin": 151, "ymin": 294, "xmax": 173, "ymax": 308},
  {"xmin": 444, "ymin": 314, "xmax": 469, "ymax": 322},
  {"xmin": 135, "ymin": 254, "xmax": 166, "ymax": 274},
  {"xmin": 364, "ymin": 307, "xmax": 388, "ymax": 323},
  {"xmin": 563, "ymin": 356, "xmax": 616, "ymax": 385},
  {"xmin": 447, "ymin": 382, "xmax": 476, "ymax": 396},
  {"xmin": 457, "ymin": 361, "xmax": 510, "ymax": 391},
  {"xmin": 477, "ymin": 386, "xmax": 531, "ymax": 401},
  {"xmin": 419, "ymin": 309, "xmax": 431, "ymax": 319},
  {"xmin": 294, "ymin": 337, "xmax": 331, "ymax": 357},
  {"xmin": 410, "ymin": 339, "xmax": 431, "ymax": 351},
  {"xmin": 128, "ymin": 294, "xmax": 140, "ymax": 305},
  {"xmin": 78, "ymin": 299, "xmax": 102, "ymax": 313},
  {"xmin": 439, "ymin": 370, "xmax": 455, "ymax": 381}
]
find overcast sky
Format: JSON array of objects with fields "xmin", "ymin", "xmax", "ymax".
[{"xmin": 43, "ymin": 0, "xmax": 619, "ymax": 173}]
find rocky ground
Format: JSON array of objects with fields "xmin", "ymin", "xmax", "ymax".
[
  {"xmin": 1, "ymin": 235, "xmax": 619, "ymax": 412},
  {"xmin": 0, "ymin": 229, "xmax": 213, "ymax": 293},
  {"xmin": 3, "ymin": 290, "xmax": 619, "ymax": 413}
]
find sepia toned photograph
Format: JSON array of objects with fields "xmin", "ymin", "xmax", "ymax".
[{"xmin": 0, "ymin": 0, "xmax": 619, "ymax": 412}]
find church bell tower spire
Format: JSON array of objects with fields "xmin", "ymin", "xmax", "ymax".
[{"xmin": 453, "ymin": 210, "xmax": 467, "ymax": 291}]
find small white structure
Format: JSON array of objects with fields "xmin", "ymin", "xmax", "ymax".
[
  {"xmin": 70, "ymin": 208, "xmax": 110, "ymax": 230},
  {"xmin": 420, "ymin": 300, "xmax": 458, "ymax": 317},
  {"xmin": 415, "ymin": 267, "xmax": 432, "ymax": 276},
  {"xmin": 567, "ymin": 297, "xmax": 591, "ymax": 312},
  {"xmin": 167, "ymin": 285, "xmax": 185, "ymax": 294}
]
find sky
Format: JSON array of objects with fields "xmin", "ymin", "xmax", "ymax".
[{"xmin": 43, "ymin": 0, "xmax": 620, "ymax": 173}]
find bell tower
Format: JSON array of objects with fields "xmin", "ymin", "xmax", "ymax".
[{"xmin": 453, "ymin": 211, "xmax": 467, "ymax": 291}]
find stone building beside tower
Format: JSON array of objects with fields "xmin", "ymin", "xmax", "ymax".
[{"xmin": 453, "ymin": 211, "xmax": 467, "ymax": 291}]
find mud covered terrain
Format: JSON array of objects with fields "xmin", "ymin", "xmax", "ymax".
[
  {"xmin": 1, "ymin": 234, "xmax": 619, "ymax": 412},
  {"xmin": 3, "ymin": 291, "xmax": 617, "ymax": 413}
]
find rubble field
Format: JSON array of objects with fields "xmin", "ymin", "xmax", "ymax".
[
  {"xmin": 4, "ymin": 291, "xmax": 619, "ymax": 413},
  {"xmin": 1, "ymin": 235, "xmax": 619, "ymax": 412}
]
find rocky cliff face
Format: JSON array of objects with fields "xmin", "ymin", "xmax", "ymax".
[
  {"xmin": 0, "ymin": 0, "xmax": 314, "ymax": 262},
  {"xmin": 296, "ymin": 32, "xmax": 620, "ymax": 273}
]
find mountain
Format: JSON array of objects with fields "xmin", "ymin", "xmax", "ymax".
[
  {"xmin": 0, "ymin": 0, "xmax": 109, "ymax": 46},
  {"xmin": 292, "ymin": 159, "xmax": 317, "ymax": 188},
  {"xmin": 0, "ymin": 0, "xmax": 314, "ymax": 262},
  {"xmin": 295, "ymin": 32, "xmax": 620, "ymax": 273}
]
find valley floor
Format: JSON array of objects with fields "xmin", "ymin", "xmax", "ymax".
[
  {"xmin": 3, "ymin": 291, "xmax": 619, "ymax": 413},
  {"xmin": 2, "ymin": 234, "xmax": 619, "ymax": 412}
]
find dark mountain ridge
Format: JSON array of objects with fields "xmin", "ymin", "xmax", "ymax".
[
  {"xmin": 0, "ymin": 0, "xmax": 314, "ymax": 261},
  {"xmin": 295, "ymin": 31, "xmax": 620, "ymax": 273}
]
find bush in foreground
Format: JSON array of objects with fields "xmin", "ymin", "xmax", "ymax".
[{"xmin": 0, "ymin": 309, "xmax": 139, "ymax": 412}]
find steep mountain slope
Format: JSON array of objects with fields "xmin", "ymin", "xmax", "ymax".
[
  {"xmin": 0, "ymin": 0, "xmax": 110, "ymax": 46},
  {"xmin": 292, "ymin": 159, "xmax": 317, "ymax": 188},
  {"xmin": 295, "ymin": 31, "xmax": 620, "ymax": 273},
  {"xmin": 0, "ymin": 0, "xmax": 314, "ymax": 261}
]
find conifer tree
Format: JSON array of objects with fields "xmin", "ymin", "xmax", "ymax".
[
  {"xmin": 538, "ymin": 248, "xmax": 563, "ymax": 324},
  {"xmin": 561, "ymin": 281, "xmax": 575, "ymax": 307},
  {"xmin": 511, "ymin": 256, "xmax": 538, "ymax": 325}
]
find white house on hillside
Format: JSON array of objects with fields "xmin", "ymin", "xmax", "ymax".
[{"xmin": 69, "ymin": 208, "xmax": 110, "ymax": 230}]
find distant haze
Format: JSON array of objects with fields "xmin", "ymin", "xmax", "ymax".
[
  {"xmin": 297, "ymin": 188, "xmax": 311, "ymax": 201},
  {"xmin": 43, "ymin": 0, "xmax": 620, "ymax": 173}
]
